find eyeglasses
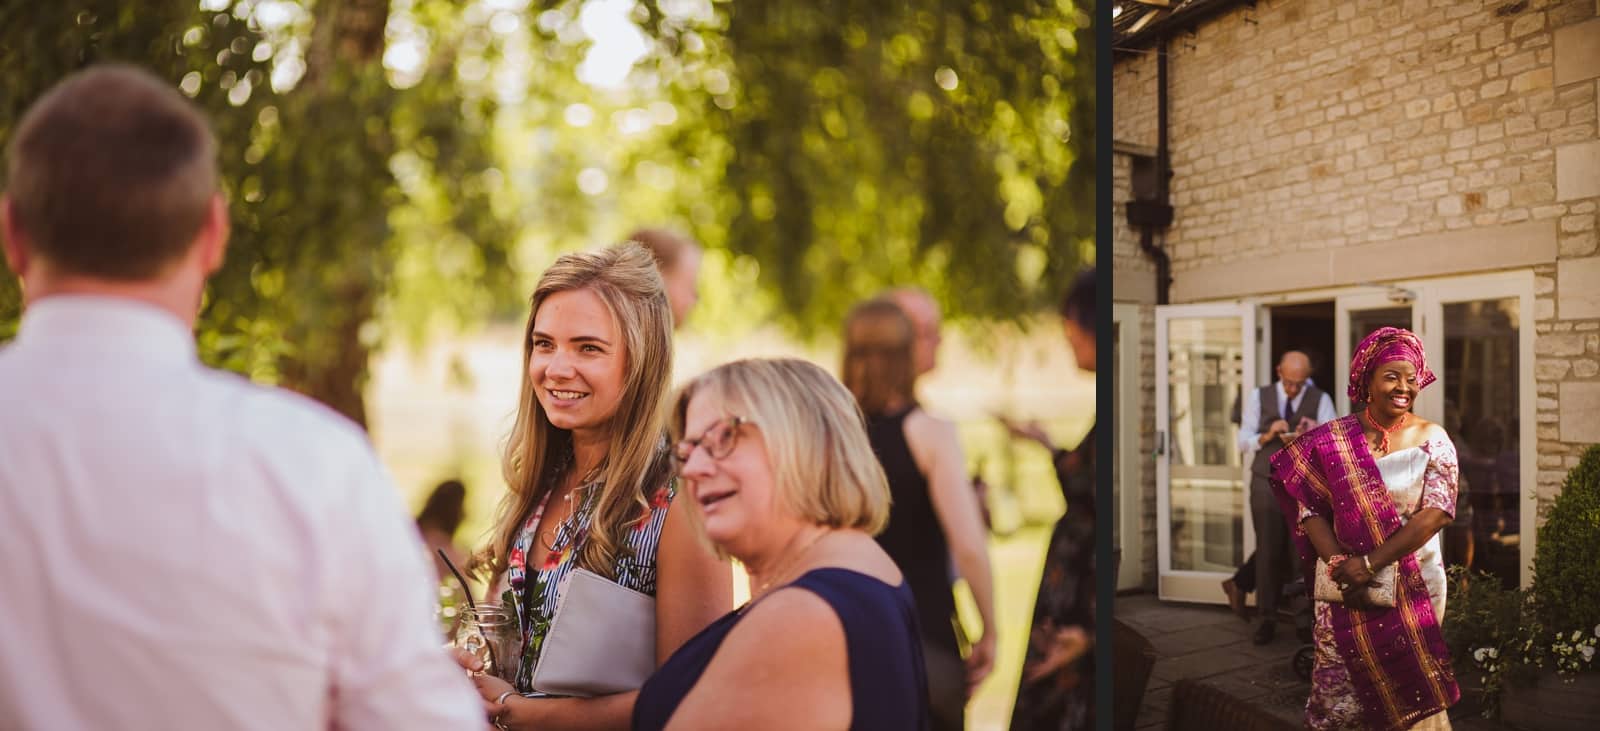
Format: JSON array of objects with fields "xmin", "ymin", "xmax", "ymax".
[{"xmin": 673, "ymin": 416, "xmax": 752, "ymax": 470}]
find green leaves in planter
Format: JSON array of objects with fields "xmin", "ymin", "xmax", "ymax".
[
  {"xmin": 1530, "ymin": 445, "xmax": 1600, "ymax": 641},
  {"xmin": 1444, "ymin": 565, "xmax": 1534, "ymax": 718}
]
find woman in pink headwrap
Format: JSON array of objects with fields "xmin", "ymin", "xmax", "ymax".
[{"xmin": 1270, "ymin": 327, "xmax": 1461, "ymax": 730}]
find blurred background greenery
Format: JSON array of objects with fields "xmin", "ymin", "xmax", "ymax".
[{"xmin": 0, "ymin": 0, "xmax": 1092, "ymax": 726}]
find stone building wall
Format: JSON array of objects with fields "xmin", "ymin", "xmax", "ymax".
[
  {"xmin": 1113, "ymin": 0, "xmax": 1600, "ymax": 564},
  {"xmin": 1111, "ymin": 43, "xmax": 1162, "ymax": 586}
]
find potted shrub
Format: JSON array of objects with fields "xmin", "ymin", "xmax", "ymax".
[
  {"xmin": 1442, "ymin": 565, "xmax": 1528, "ymax": 719},
  {"xmin": 1498, "ymin": 444, "xmax": 1600, "ymax": 730}
]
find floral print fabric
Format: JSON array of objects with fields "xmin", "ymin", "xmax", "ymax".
[{"xmin": 504, "ymin": 479, "xmax": 675, "ymax": 693}]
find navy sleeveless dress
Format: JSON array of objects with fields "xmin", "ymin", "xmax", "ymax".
[{"xmin": 632, "ymin": 567, "xmax": 931, "ymax": 731}]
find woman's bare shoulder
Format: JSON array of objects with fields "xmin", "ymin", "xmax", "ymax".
[
  {"xmin": 1411, "ymin": 417, "xmax": 1449, "ymax": 440},
  {"xmin": 902, "ymin": 407, "xmax": 956, "ymax": 440},
  {"xmin": 726, "ymin": 587, "xmax": 845, "ymax": 662}
]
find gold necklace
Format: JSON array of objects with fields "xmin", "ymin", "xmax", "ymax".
[
  {"xmin": 742, "ymin": 528, "xmax": 832, "ymax": 611},
  {"xmin": 540, "ymin": 465, "xmax": 602, "ymax": 551}
]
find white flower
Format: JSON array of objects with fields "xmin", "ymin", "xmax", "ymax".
[
  {"xmin": 1584, "ymin": 646, "xmax": 1596, "ymax": 662},
  {"xmin": 1593, "ymin": 624, "xmax": 1600, "ymax": 637},
  {"xmin": 1474, "ymin": 648, "xmax": 1489, "ymax": 662},
  {"xmin": 1488, "ymin": 648, "xmax": 1499, "ymax": 658},
  {"xmin": 1574, "ymin": 630, "xmax": 1584, "ymax": 642}
]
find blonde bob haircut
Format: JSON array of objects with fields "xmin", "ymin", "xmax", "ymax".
[
  {"xmin": 476, "ymin": 243, "xmax": 675, "ymax": 582},
  {"xmin": 669, "ymin": 358, "xmax": 890, "ymax": 537}
]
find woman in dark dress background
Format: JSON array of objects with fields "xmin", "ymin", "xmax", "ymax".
[
  {"xmin": 842, "ymin": 297, "xmax": 997, "ymax": 730},
  {"xmin": 1006, "ymin": 268, "xmax": 1096, "ymax": 731}
]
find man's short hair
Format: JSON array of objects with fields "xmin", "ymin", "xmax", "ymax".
[
  {"xmin": 4, "ymin": 64, "xmax": 217, "ymax": 280},
  {"xmin": 626, "ymin": 228, "xmax": 697, "ymax": 273}
]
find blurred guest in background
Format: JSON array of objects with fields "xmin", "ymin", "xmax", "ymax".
[
  {"xmin": 1005, "ymin": 268, "xmax": 1096, "ymax": 731},
  {"xmin": 0, "ymin": 65, "xmax": 480, "ymax": 729},
  {"xmin": 635, "ymin": 357, "xmax": 929, "ymax": 730},
  {"xmin": 843, "ymin": 297, "xmax": 997, "ymax": 729},
  {"xmin": 629, "ymin": 228, "xmax": 702, "ymax": 331},
  {"xmin": 417, "ymin": 478, "xmax": 469, "ymax": 585},
  {"xmin": 1454, "ymin": 418, "xmax": 1505, "ymax": 572},
  {"xmin": 886, "ymin": 288, "xmax": 943, "ymax": 380}
]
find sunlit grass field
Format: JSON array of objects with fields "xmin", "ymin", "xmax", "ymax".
[{"xmin": 369, "ymin": 318, "xmax": 1092, "ymax": 728}]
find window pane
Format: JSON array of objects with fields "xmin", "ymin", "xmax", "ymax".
[
  {"xmin": 1442, "ymin": 298, "xmax": 1521, "ymax": 589},
  {"xmin": 1167, "ymin": 317, "xmax": 1245, "ymax": 572}
]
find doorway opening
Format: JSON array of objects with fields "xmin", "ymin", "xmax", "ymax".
[{"xmin": 1267, "ymin": 301, "xmax": 1336, "ymax": 399}]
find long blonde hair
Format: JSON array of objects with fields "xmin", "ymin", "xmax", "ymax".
[
  {"xmin": 476, "ymin": 243, "xmax": 675, "ymax": 582},
  {"xmin": 840, "ymin": 298, "xmax": 917, "ymax": 417}
]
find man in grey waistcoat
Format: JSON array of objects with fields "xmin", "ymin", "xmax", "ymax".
[{"xmin": 1233, "ymin": 351, "xmax": 1336, "ymax": 645}]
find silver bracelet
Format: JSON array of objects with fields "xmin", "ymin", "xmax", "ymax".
[{"xmin": 494, "ymin": 690, "xmax": 518, "ymax": 705}]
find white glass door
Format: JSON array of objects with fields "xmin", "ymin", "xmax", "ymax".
[
  {"xmin": 1156, "ymin": 303, "xmax": 1255, "ymax": 603},
  {"xmin": 1419, "ymin": 272, "xmax": 1537, "ymax": 588}
]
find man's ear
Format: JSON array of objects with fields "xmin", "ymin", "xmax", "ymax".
[
  {"xmin": 1, "ymin": 196, "xmax": 31, "ymax": 278},
  {"xmin": 196, "ymin": 193, "xmax": 229, "ymax": 275}
]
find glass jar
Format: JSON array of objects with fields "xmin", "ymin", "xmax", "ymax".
[{"xmin": 452, "ymin": 602, "xmax": 519, "ymax": 682}]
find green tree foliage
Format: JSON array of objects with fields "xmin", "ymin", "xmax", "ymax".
[
  {"xmin": 551, "ymin": 0, "xmax": 1095, "ymax": 335},
  {"xmin": 3, "ymin": 0, "xmax": 1092, "ymax": 422},
  {"xmin": 0, "ymin": 0, "xmax": 518, "ymax": 425},
  {"xmin": 708, "ymin": 0, "xmax": 1092, "ymax": 332}
]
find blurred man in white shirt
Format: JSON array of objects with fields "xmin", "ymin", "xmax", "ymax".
[{"xmin": 0, "ymin": 65, "xmax": 482, "ymax": 730}]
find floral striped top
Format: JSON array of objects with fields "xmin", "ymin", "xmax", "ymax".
[{"xmin": 504, "ymin": 476, "xmax": 675, "ymax": 693}]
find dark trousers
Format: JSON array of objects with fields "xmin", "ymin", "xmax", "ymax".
[
  {"xmin": 1231, "ymin": 551, "xmax": 1256, "ymax": 592},
  {"xmin": 1248, "ymin": 475, "xmax": 1293, "ymax": 617}
]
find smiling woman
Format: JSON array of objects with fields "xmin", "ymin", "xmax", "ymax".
[
  {"xmin": 1270, "ymin": 327, "xmax": 1461, "ymax": 730},
  {"xmin": 636, "ymin": 358, "xmax": 928, "ymax": 731},
  {"xmin": 461, "ymin": 243, "xmax": 732, "ymax": 731},
  {"xmin": 529, "ymin": 287, "xmax": 627, "ymax": 432}
]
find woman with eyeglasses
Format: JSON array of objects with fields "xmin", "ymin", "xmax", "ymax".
[
  {"xmin": 458, "ymin": 244, "xmax": 731, "ymax": 731},
  {"xmin": 633, "ymin": 358, "xmax": 931, "ymax": 731}
]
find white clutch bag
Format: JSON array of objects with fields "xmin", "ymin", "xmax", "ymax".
[
  {"xmin": 530, "ymin": 568, "xmax": 656, "ymax": 697},
  {"xmin": 1313, "ymin": 558, "xmax": 1396, "ymax": 607}
]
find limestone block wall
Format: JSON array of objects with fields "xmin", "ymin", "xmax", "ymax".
[{"xmin": 1114, "ymin": 0, "xmax": 1600, "ymax": 519}]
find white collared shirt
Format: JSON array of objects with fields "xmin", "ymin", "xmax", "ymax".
[
  {"xmin": 0, "ymin": 296, "xmax": 481, "ymax": 730},
  {"xmin": 1236, "ymin": 378, "xmax": 1339, "ymax": 455}
]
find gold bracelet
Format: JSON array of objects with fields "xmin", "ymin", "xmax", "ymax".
[{"xmin": 1362, "ymin": 555, "xmax": 1375, "ymax": 574}]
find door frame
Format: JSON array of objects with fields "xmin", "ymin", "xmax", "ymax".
[
  {"xmin": 1113, "ymin": 303, "xmax": 1144, "ymax": 592},
  {"xmin": 1416, "ymin": 270, "xmax": 1538, "ymax": 587},
  {"xmin": 1334, "ymin": 292, "xmax": 1429, "ymax": 421},
  {"xmin": 1236, "ymin": 271, "xmax": 1536, "ymax": 587},
  {"xmin": 1155, "ymin": 302, "xmax": 1256, "ymax": 603}
]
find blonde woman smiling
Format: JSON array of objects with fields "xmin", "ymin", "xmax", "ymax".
[{"xmin": 460, "ymin": 244, "xmax": 731, "ymax": 730}]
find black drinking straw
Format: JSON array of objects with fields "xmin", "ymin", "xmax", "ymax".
[
  {"xmin": 437, "ymin": 549, "xmax": 477, "ymax": 611},
  {"xmin": 438, "ymin": 549, "xmax": 497, "ymax": 671}
]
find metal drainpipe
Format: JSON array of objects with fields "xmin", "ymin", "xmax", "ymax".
[{"xmin": 1138, "ymin": 38, "xmax": 1174, "ymax": 305}]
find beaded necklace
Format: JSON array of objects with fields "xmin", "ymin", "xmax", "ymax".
[{"xmin": 1363, "ymin": 407, "xmax": 1409, "ymax": 454}]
